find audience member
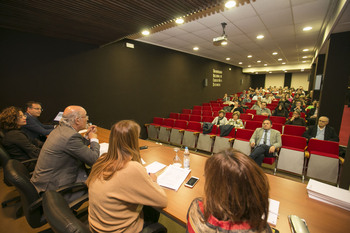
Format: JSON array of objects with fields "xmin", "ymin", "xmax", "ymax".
[
  {"xmin": 0, "ymin": 106, "xmax": 41, "ymax": 161},
  {"xmin": 285, "ymin": 110, "xmax": 306, "ymax": 126},
  {"xmin": 256, "ymin": 102, "xmax": 271, "ymax": 116},
  {"xmin": 212, "ymin": 110, "xmax": 228, "ymax": 126},
  {"xmin": 227, "ymin": 111, "xmax": 244, "ymax": 129},
  {"xmin": 279, "ymin": 95, "xmax": 291, "ymax": 109},
  {"xmin": 187, "ymin": 148, "xmax": 271, "ymax": 233},
  {"xmin": 222, "ymin": 93, "xmax": 230, "ymax": 102},
  {"xmin": 291, "ymin": 100, "xmax": 305, "ymax": 113},
  {"xmin": 87, "ymin": 120, "xmax": 167, "ymax": 233},
  {"xmin": 21, "ymin": 101, "xmax": 54, "ymax": 141},
  {"xmin": 306, "ymin": 101, "xmax": 319, "ymax": 126},
  {"xmin": 272, "ymin": 103, "xmax": 289, "ymax": 118},
  {"xmin": 250, "ymin": 100, "xmax": 262, "ymax": 111},
  {"xmin": 249, "ymin": 119, "xmax": 282, "ymax": 166},
  {"xmin": 303, "ymin": 116, "xmax": 339, "ymax": 142},
  {"xmin": 230, "ymin": 101, "xmax": 244, "ymax": 113},
  {"xmin": 31, "ymin": 105, "xmax": 100, "ymax": 201}
]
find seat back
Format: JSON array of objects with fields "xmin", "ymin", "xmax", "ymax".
[
  {"xmin": 189, "ymin": 115, "xmax": 201, "ymax": 122},
  {"xmin": 281, "ymin": 135, "xmax": 307, "ymax": 150},
  {"xmin": 153, "ymin": 117, "xmax": 164, "ymax": 125},
  {"xmin": 202, "ymin": 111, "xmax": 213, "ymax": 116},
  {"xmin": 4, "ymin": 160, "xmax": 44, "ymax": 228},
  {"xmin": 212, "ymin": 106, "xmax": 222, "ymax": 111},
  {"xmin": 202, "ymin": 103, "xmax": 210, "ymax": 106},
  {"xmin": 245, "ymin": 120, "xmax": 262, "ymax": 131},
  {"xmin": 164, "ymin": 118, "xmax": 175, "ymax": 127},
  {"xmin": 174, "ymin": 119, "xmax": 188, "ymax": 129},
  {"xmin": 182, "ymin": 109, "xmax": 192, "ymax": 114},
  {"xmin": 308, "ymin": 139, "xmax": 339, "ymax": 157},
  {"xmin": 283, "ymin": 125, "xmax": 306, "ymax": 137},
  {"xmin": 253, "ymin": 115, "xmax": 269, "ymax": 122},
  {"xmin": 240, "ymin": 113, "xmax": 253, "ymax": 120},
  {"xmin": 187, "ymin": 121, "xmax": 202, "ymax": 131},
  {"xmin": 202, "ymin": 106, "xmax": 212, "ymax": 111},
  {"xmin": 169, "ymin": 113, "xmax": 179, "ymax": 119},
  {"xmin": 193, "ymin": 105, "xmax": 202, "ymax": 111},
  {"xmin": 246, "ymin": 109, "xmax": 256, "ymax": 115},
  {"xmin": 225, "ymin": 112, "xmax": 233, "ymax": 119},
  {"xmin": 191, "ymin": 110, "xmax": 202, "ymax": 115},
  {"xmin": 235, "ymin": 128, "xmax": 254, "ymax": 141},
  {"xmin": 43, "ymin": 191, "xmax": 90, "ymax": 233},
  {"xmin": 272, "ymin": 123, "xmax": 283, "ymax": 134},
  {"xmin": 270, "ymin": 116, "xmax": 286, "ymax": 125},
  {"xmin": 179, "ymin": 113, "xmax": 190, "ymax": 121},
  {"xmin": 202, "ymin": 116, "xmax": 214, "ymax": 122}
]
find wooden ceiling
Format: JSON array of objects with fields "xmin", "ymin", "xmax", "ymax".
[{"xmin": 0, "ymin": 0, "xmax": 251, "ymax": 45}]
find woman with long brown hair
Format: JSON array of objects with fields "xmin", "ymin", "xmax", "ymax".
[
  {"xmin": 86, "ymin": 120, "xmax": 167, "ymax": 233},
  {"xmin": 187, "ymin": 148, "xmax": 272, "ymax": 233}
]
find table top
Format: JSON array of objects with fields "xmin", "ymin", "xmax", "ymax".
[{"xmin": 96, "ymin": 127, "xmax": 350, "ymax": 232}]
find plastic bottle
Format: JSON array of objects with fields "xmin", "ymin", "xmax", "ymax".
[{"xmin": 183, "ymin": 147, "xmax": 190, "ymax": 169}]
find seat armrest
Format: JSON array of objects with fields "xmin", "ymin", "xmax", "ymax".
[
  {"xmin": 68, "ymin": 193, "xmax": 89, "ymax": 210},
  {"xmin": 210, "ymin": 135, "xmax": 216, "ymax": 139},
  {"xmin": 193, "ymin": 132, "xmax": 200, "ymax": 135},
  {"xmin": 304, "ymin": 151, "xmax": 310, "ymax": 158},
  {"xmin": 166, "ymin": 127, "xmax": 172, "ymax": 131},
  {"xmin": 20, "ymin": 158, "xmax": 38, "ymax": 166},
  {"xmin": 154, "ymin": 125, "xmax": 160, "ymax": 128},
  {"xmin": 339, "ymin": 157, "xmax": 344, "ymax": 164},
  {"xmin": 144, "ymin": 123, "xmax": 150, "ymax": 127},
  {"xmin": 179, "ymin": 129, "xmax": 185, "ymax": 133},
  {"xmin": 228, "ymin": 138, "xmax": 235, "ymax": 142}
]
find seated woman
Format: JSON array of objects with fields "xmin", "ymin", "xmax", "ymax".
[
  {"xmin": 250, "ymin": 100, "xmax": 262, "ymax": 111},
  {"xmin": 187, "ymin": 148, "xmax": 271, "ymax": 233},
  {"xmin": 227, "ymin": 111, "xmax": 244, "ymax": 129},
  {"xmin": 272, "ymin": 103, "xmax": 289, "ymax": 118},
  {"xmin": 0, "ymin": 106, "xmax": 42, "ymax": 161},
  {"xmin": 87, "ymin": 120, "xmax": 167, "ymax": 233},
  {"xmin": 212, "ymin": 110, "xmax": 228, "ymax": 126},
  {"xmin": 285, "ymin": 110, "xmax": 306, "ymax": 126}
]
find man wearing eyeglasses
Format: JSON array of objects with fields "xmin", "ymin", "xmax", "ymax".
[{"xmin": 21, "ymin": 101, "xmax": 54, "ymax": 141}]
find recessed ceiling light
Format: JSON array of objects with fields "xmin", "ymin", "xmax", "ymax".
[
  {"xmin": 301, "ymin": 69, "xmax": 304, "ymax": 72},
  {"xmin": 303, "ymin": 49, "xmax": 309, "ymax": 52},
  {"xmin": 193, "ymin": 47, "xmax": 199, "ymax": 51},
  {"xmin": 175, "ymin": 18, "xmax": 184, "ymax": 24},
  {"xmin": 302, "ymin": 56, "xmax": 307, "ymax": 59},
  {"xmin": 256, "ymin": 35, "xmax": 264, "ymax": 39},
  {"xmin": 226, "ymin": 57, "xmax": 231, "ymax": 61},
  {"xmin": 247, "ymin": 55, "xmax": 252, "ymax": 58},
  {"xmin": 221, "ymin": 41, "xmax": 228, "ymax": 46},
  {"xmin": 264, "ymin": 64, "xmax": 267, "ymax": 66},
  {"xmin": 302, "ymin": 61, "xmax": 306, "ymax": 63},
  {"xmin": 284, "ymin": 70, "xmax": 288, "ymax": 72},
  {"xmin": 225, "ymin": 1, "xmax": 237, "ymax": 8},
  {"xmin": 303, "ymin": 26, "xmax": 312, "ymax": 31},
  {"xmin": 282, "ymin": 62, "xmax": 286, "ymax": 64},
  {"xmin": 257, "ymin": 60, "xmax": 261, "ymax": 63},
  {"xmin": 255, "ymin": 72, "xmax": 258, "ymax": 74},
  {"xmin": 272, "ymin": 52, "xmax": 278, "ymax": 55},
  {"xmin": 248, "ymin": 65, "xmax": 251, "ymax": 67},
  {"xmin": 283, "ymin": 69, "xmax": 286, "ymax": 71},
  {"xmin": 278, "ymin": 58, "xmax": 283, "ymax": 61},
  {"xmin": 141, "ymin": 30, "xmax": 150, "ymax": 36},
  {"xmin": 269, "ymin": 71, "xmax": 272, "ymax": 73},
  {"xmin": 238, "ymin": 62, "xmax": 243, "ymax": 64}
]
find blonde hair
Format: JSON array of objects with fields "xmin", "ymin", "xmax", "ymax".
[{"xmin": 86, "ymin": 120, "xmax": 141, "ymax": 186}]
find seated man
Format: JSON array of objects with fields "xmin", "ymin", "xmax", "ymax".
[
  {"xmin": 21, "ymin": 101, "xmax": 54, "ymax": 141},
  {"xmin": 285, "ymin": 110, "xmax": 306, "ymax": 126},
  {"xmin": 256, "ymin": 102, "xmax": 271, "ymax": 116},
  {"xmin": 291, "ymin": 100, "xmax": 305, "ymax": 113},
  {"xmin": 31, "ymin": 105, "xmax": 100, "ymax": 201},
  {"xmin": 303, "ymin": 116, "xmax": 339, "ymax": 142},
  {"xmin": 249, "ymin": 119, "xmax": 282, "ymax": 166}
]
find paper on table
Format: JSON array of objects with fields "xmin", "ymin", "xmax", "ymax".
[
  {"xmin": 267, "ymin": 198, "xmax": 280, "ymax": 226},
  {"xmin": 157, "ymin": 165, "xmax": 191, "ymax": 191},
  {"xmin": 141, "ymin": 158, "xmax": 146, "ymax": 165},
  {"xmin": 99, "ymin": 143, "xmax": 109, "ymax": 155},
  {"xmin": 145, "ymin": 161, "xmax": 166, "ymax": 174}
]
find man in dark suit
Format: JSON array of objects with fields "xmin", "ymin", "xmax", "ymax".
[
  {"xmin": 21, "ymin": 101, "xmax": 54, "ymax": 141},
  {"xmin": 303, "ymin": 116, "xmax": 339, "ymax": 142},
  {"xmin": 31, "ymin": 105, "xmax": 100, "ymax": 201},
  {"xmin": 249, "ymin": 119, "xmax": 282, "ymax": 166}
]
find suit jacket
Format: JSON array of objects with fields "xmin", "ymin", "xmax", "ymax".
[
  {"xmin": 250, "ymin": 128, "xmax": 282, "ymax": 148},
  {"xmin": 21, "ymin": 113, "xmax": 54, "ymax": 140},
  {"xmin": 302, "ymin": 125, "xmax": 339, "ymax": 142},
  {"xmin": 31, "ymin": 124, "xmax": 100, "ymax": 193}
]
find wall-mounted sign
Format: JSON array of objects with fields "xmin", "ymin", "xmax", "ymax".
[{"xmin": 212, "ymin": 69, "xmax": 222, "ymax": 87}]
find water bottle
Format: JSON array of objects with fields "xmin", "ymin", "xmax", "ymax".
[
  {"xmin": 173, "ymin": 147, "xmax": 182, "ymax": 168},
  {"xmin": 183, "ymin": 147, "xmax": 190, "ymax": 169}
]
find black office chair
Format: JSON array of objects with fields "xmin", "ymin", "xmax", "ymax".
[{"xmin": 4, "ymin": 159, "xmax": 88, "ymax": 229}]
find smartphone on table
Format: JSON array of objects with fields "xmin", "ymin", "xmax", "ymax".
[{"xmin": 185, "ymin": 176, "xmax": 199, "ymax": 188}]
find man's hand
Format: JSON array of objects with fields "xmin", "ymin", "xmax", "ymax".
[
  {"xmin": 262, "ymin": 113, "xmax": 268, "ymax": 116},
  {"xmin": 250, "ymin": 142, "xmax": 255, "ymax": 148},
  {"xmin": 87, "ymin": 125, "xmax": 98, "ymax": 139},
  {"xmin": 269, "ymin": 146, "xmax": 276, "ymax": 154}
]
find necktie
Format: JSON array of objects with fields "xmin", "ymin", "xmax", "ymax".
[{"xmin": 263, "ymin": 130, "xmax": 268, "ymax": 145}]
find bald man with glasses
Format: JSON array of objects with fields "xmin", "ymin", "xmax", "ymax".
[{"xmin": 303, "ymin": 116, "xmax": 339, "ymax": 142}]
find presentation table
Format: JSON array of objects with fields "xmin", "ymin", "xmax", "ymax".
[{"xmin": 97, "ymin": 127, "xmax": 350, "ymax": 232}]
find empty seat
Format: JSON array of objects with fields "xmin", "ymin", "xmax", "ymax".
[
  {"xmin": 182, "ymin": 121, "xmax": 202, "ymax": 149},
  {"xmin": 270, "ymin": 116, "xmax": 286, "ymax": 125},
  {"xmin": 145, "ymin": 117, "xmax": 164, "ymax": 140},
  {"xmin": 306, "ymin": 139, "xmax": 340, "ymax": 184},
  {"xmin": 192, "ymin": 109, "xmax": 202, "ymax": 115},
  {"xmin": 202, "ymin": 106, "xmax": 212, "ymax": 111},
  {"xmin": 182, "ymin": 109, "xmax": 192, "ymax": 114},
  {"xmin": 169, "ymin": 120, "xmax": 188, "ymax": 146},
  {"xmin": 169, "ymin": 112, "xmax": 179, "ymax": 119},
  {"xmin": 212, "ymin": 106, "xmax": 222, "ymax": 111},
  {"xmin": 202, "ymin": 111, "xmax": 213, "ymax": 117},
  {"xmin": 277, "ymin": 135, "xmax": 307, "ymax": 180},
  {"xmin": 232, "ymin": 128, "xmax": 254, "ymax": 156},
  {"xmin": 193, "ymin": 105, "xmax": 202, "ymax": 111},
  {"xmin": 240, "ymin": 113, "xmax": 253, "ymax": 121},
  {"xmin": 189, "ymin": 114, "xmax": 201, "ymax": 122},
  {"xmin": 245, "ymin": 120, "xmax": 262, "ymax": 131},
  {"xmin": 158, "ymin": 118, "xmax": 175, "ymax": 143},
  {"xmin": 272, "ymin": 123, "xmax": 283, "ymax": 134},
  {"xmin": 202, "ymin": 116, "xmax": 214, "ymax": 123},
  {"xmin": 252, "ymin": 115, "xmax": 269, "ymax": 122},
  {"xmin": 179, "ymin": 113, "xmax": 190, "ymax": 121},
  {"xmin": 196, "ymin": 125, "xmax": 218, "ymax": 153},
  {"xmin": 245, "ymin": 109, "xmax": 256, "ymax": 115},
  {"xmin": 212, "ymin": 127, "xmax": 235, "ymax": 154},
  {"xmin": 283, "ymin": 125, "xmax": 306, "ymax": 137},
  {"xmin": 225, "ymin": 112, "xmax": 233, "ymax": 119}
]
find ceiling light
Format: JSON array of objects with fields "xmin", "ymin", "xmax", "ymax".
[
  {"xmin": 193, "ymin": 47, "xmax": 199, "ymax": 51},
  {"xmin": 301, "ymin": 69, "xmax": 304, "ymax": 72},
  {"xmin": 141, "ymin": 30, "xmax": 150, "ymax": 36},
  {"xmin": 272, "ymin": 52, "xmax": 278, "ymax": 55},
  {"xmin": 238, "ymin": 62, "xmax": 243, "ymax": 64},
  {"xmin": 247, "ymin": 55, "xmax": 252, "ymax": 58},
  {"xmin": 256, "ymin": 35, "xmax": 264, "ymax": 39},
  {"xmin": 264, "ymin": 64, "xmax": 267, "ymax": 66},
  {"xmin": 255, "ymin": 72, "xmax": 258, "ymax": 74},
  {"xmin": 269, "ymin": 71, "xmax": 272, "ymax": 73},
  {"xmin": 175, "ymin": 18, "xmax": 184, "ymax": 24},
  {"xmin": 248, "ymin": 65, "xmax": 251, "ymax": 67},
  {"xmin": 303, "ymin": 26, "xmax": 312, "ymax": 31},
  {"xmin": 282, "ymin": 62, "xmax": 286, "ymax": 64},
  {"xmin": 225, "ymin": 1, "xmax": 237, "ymax": 8},
  {"xmin": 221, "ymin": 41, "xmax": 228, "ymax": 46},
  {"xmin": 278, "ymin": 58, "xmax": 282, "ymax": 61},
  {"xmin": 302, "ymin": 56, "xmax": 307, "ymax": 59},
  {"xmin": 226, "ymin": 57, "xmax": 231, "ymax": 60},
  {"xmin": 303, "ymin": 49, "xmax": 309, "ymax": 52},
  {"xmin": 302, "ymin": 61, "xmax": 306, "ymax": 63},
  {"xmin": 257, "ymin": 60, "xmax": 261, "ymax": 63},
  {"xmin": 284, "ymin": 70, "xmax": 288, "ymax": 72}
]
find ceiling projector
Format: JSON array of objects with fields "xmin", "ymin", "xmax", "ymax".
[{"xmin": 213, "ymin": 22, "xmax": 228, "ymax": 46}]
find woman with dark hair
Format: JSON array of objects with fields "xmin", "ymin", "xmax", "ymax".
[
  {"xmin": 187, "ymin": 148, "xmax": 271, "ymax": 233},
  {"xmin": 0, "ymin": 106, "xmax": 41, "ymax": 160},
  {"xmin": 86, "ymin": 120, "xmax": 167, "ymax": 233},
  {"xmin": 272, "ymin": 103, "xmax": 289, "ymax": 118}
]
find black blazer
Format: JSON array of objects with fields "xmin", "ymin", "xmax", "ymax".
[{"xmin": 302, "ymin": 125, "xmax": 339, "ymax": 142}]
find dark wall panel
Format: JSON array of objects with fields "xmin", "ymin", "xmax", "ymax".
[
  {"xmin": 0, "ymin": 28, "xmax": 250, "ymax": 138},
  {"xmin": 250, "ymin": 74, "xmax": 266, "ymax": 89}
]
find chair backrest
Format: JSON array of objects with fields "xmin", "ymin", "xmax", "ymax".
[
  {"xmin": 179, "ymin": 113, "xmax": 190, "ymax": 121},
  {"xmin": 202, "ymin": 106, "xmax": 212, "ymax": 111},
  {"xmin": 189, "ymin": 114, "xmax": 201, "ymax": 122},
  {"xmin": 202, "ymin": 116, "xmax": 214, "ymax": 122},
  {"xmin": 240, "ymin": 113, "xmax": 253, "ymax": 120},
  {"xmin": 225, "ymin": 112, "xmax": 233, "ymax": 119},
  {"xmin": 202, "ymin": 103, "xmax": 210, "ymax": 106},
  {"xmin": 182, "ymin": 109, "xmax": 192, "ymax": 114},
  {"xmin": 164, "ymin": 118, "xmax": 175, "ymax": 127},
  {"xmin": 202, "ymin": 111, "xmax": 213, "ymax": 116},
  {"xmin": 281, "ymin": 135, "xmax": 307, "ymax": 150},
  {"xmin": 193, "ymin": 105, "xmax": 202, "ymax": 111},
  {"xmin": 43, "ymin": 191, "xmax": 90, "ymax": 233},
  {"xmin": 308, "ymin": 139, "xmax": 339, "ymax": 157},
  {"xmin": 270, "ymin": 116, "xmax": 286, "ymax": 125},
  {"xmin": 272, "ymin": 123, "xmax": 283, "ymax": 134},
  {"xmin": 283, "ymin": 125, "xmax": 306, "ymax": 137},
  {"xmin": 191, "ymin": 110, "xmax": 202, "ymax": 115},
  {"xmin": 212, "ymin": 106, "xmax": 222, "ymax": 111},
  {"xmin": 246, "ymin": 109, "xmax": 256, "ymax": 115},
  {"xmin": 187, "ymin": 121, "xmax": 202, "ymax": 131},
  {"xmin": 153, "ymin": 117, "xmax": 164, "ymax": 125},
  {"xmin": 210, "ymin": 102, "xmax": 220, "ymax": 106},
  {"xmin": 174, "ymin": 119, "xmax": 188, "ymax": 129},
  {"xmin": 235, "ymin": 128, "xmax": 254, "ymax": 140},
  {"xmin": 245, "ymin": 120, "xmax": 262, "ymax": 131},
  {"xmin": 253, "ymin": 115, "xmax": 269, "ymax": 122},
  {"xmin": 169, "ymin": 112, "xmax": 179, "ymax": 119},
  {"xmin": 4, "ymin": 160, "xmax": 44, "ymax": 228}
]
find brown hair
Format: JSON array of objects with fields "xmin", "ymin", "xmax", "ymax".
[
  {"xmin": 232, "ymin": 111, "xmax": 240, "ymax": 118},
  {"xmin": 203, "ymin": 148, "xmax": 269, "ymax": 231},
  {"xmin": 0, "ymin": 106, "xmax": 22, "ymax": 130},
  {"xmin": 86, "ymin": 120, "xmax": 141, "ymax": 186}
]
